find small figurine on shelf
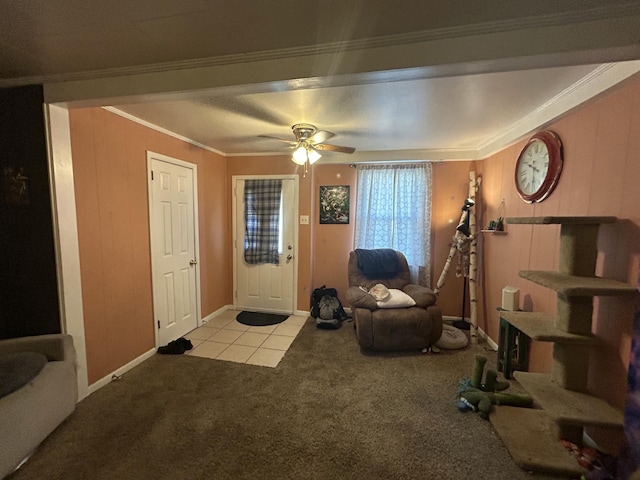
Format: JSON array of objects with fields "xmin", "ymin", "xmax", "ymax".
[{"xmin": 495, "ymin": 217, "xmax": 504, "ymax": 231}]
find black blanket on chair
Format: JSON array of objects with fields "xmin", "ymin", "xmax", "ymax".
[{"xmin": 355, "ymin": 248, "xmax": 401, "ymax": 278}]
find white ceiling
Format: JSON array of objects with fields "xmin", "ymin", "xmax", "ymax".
[
  {"xmin": 2, "ymin": 0, "xmax": 640, "ymax": 162},
  {"xmin": 111, "ymin": 65, "xmax": 600, "ymax": 158}
]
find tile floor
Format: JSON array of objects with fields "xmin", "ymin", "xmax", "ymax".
[{"xmin": 184, "ymin": 308, "xmax": 307, "ymax": 368}]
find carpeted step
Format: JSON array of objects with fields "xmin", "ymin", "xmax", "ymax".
[
  {"xmin": 514, "ymin": 372, "xmax": 624, "ymax": 428},
  {"xmin": 498, "ymin": 312, "xmax": 594, "ymax": 344},
  {"xmin": 490, "ymin": 406, "xmax": 585, "ymax": 476},
  {"xmin": 506, "ymin": 216, "xmax": 617, "ymax": 277},
  {"xmin": 518, "ymin": 271, "xmax": 636, "ymax": 297}
]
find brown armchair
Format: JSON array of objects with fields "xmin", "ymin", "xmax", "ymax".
[{"xmin": 345, "ymin": 249, "xmax": 443, "ymax": 351}]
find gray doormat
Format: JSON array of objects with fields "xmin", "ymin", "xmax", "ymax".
[{"xmin": 236, "ymin": 311, "xmax": 289, "ymax": 326}]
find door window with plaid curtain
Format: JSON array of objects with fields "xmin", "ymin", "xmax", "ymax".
[{"xmin": 244, "ymin": 179, "xmax": 282, "ymax": 265}]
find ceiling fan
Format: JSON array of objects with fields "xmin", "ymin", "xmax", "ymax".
[{"xmin": 260, "ymin": 123, "xmax": 355, "ymax": 168}]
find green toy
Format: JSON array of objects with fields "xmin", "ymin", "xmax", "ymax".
[
  {"xmin": 457, "ymin": 355, "xmax": 533, "ymax": 419},
  {"xmin": 470, "ymin": 355, "xmax": 510, "ymax": 392},
  {"xmin": 460, "ymin": 390, "xmax": 533, "ymax": 419}
]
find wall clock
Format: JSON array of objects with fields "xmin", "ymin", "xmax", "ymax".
[{"xmin": 515, "ymin": 130, "xmax": 563, "ymax": 203}]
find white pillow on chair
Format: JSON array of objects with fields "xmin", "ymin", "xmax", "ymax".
[
  {"xmin": 376, "ymin": 289, "xmax": 416, "ymax": 309},
  {"xmin": 369, "ymin": 283, "xmax": 390, "ymax": 301}
]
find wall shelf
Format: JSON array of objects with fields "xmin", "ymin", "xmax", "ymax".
[{"xmin": 480, "ymin": 229, "xmax": 507, "ymax": 235}]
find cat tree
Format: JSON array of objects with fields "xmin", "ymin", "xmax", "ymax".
[
  {"xmin": 434, "ymin": 171, "xmax": 481, "ymax": 343},
  {"xmin": 489, "ymin": 216, "xmax": 636, "ymax": 476}
]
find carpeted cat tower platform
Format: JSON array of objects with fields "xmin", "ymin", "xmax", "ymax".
[{"xmin": 489, "ymin": 216, "xmax": 636, "ymax": 476}]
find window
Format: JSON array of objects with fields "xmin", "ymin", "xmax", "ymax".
[
  {"xmin": 243, "ymin": 179, "xmax": 282, "ymax": 265},
  {"xmin": 354, "ymin": 163, "xmax": 432, "ymax": 286}
]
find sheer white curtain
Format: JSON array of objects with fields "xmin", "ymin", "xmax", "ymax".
[{"xmin": 354, "ymin": 163, "xmax": 432, "ymax": 286}]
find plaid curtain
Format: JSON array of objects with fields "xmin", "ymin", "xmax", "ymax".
[{"xmin": 244, "ymin": 179, "xmax": 282, "ymax": 265}]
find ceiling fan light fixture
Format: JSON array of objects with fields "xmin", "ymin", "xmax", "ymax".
[
  {"xmin": 307, "ymin": 149, "xmax": 321, "ymax": 164},
  {"xmin": 266, "ymin": 123, "xmax": 351, "ymax": 169},
  {"xmin": 292, "ymin": 146, "xmax": 308, "ymax": 165}
]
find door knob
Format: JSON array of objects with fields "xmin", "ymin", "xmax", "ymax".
[
  {"xmin": 286, "ymin": 255, "xmax": 293, "ymax": 263},
  {"xmin": 189, "ymin": 259, "xmax": 198, "ymax": 266}
]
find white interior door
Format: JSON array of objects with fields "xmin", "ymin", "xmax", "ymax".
[
  {"xmin": 148, "ymin": 153, "xmax": 199, "ymax": 347},
  {"xmin": 234, "ymin": 177, "xmax": 296, "ymax": 314}
]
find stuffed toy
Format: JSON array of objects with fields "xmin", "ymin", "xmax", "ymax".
[
  {"xmin": 457, "ymin": 354, "xmax": 533, "ymax": 419},
  {"xmin": 470, "ymin": 355, "xmax": 510, "ymax": 392},
  {"xmin": 459, "ymin": 390, "xmax": 533, "ymax": 420}
]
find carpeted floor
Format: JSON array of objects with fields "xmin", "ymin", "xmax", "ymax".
[{"xmin": 9, "ymin": 318, "xmax": 569, "ymax": 480}]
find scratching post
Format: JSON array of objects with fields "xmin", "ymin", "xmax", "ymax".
[
  {"xmin": 434, "ymin": 213, "xmax": 469, "ymax": 295},
  {"xmin": 434, "ymin": 171, "xmax": 481, "ymax": 342},
  {"xmin": 468, "ymin": 172, "xmax": 481, "ymax": 343}
]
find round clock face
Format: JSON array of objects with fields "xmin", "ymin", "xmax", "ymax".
[{"xmin": 515, "ymin": 131, "xmax": 563, "ymax": 203}]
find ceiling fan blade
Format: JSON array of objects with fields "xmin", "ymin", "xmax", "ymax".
[
  {"xmin": 314, "ymin": 143, "xmax": 356, "ymax": 154},
  {"xmin": 258, "ymin": 135, "xmax": 298, "ymax": 147},
  {"xmin": 308, "ymin": 130, "xmax": 335, "ymax": 144},
  {"xmin": 201, "ymin": 96, "xmax": 290, "ymax": 127}
]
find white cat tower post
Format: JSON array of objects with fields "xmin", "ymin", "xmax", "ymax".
[{"xmin": 434, "ymin": 172, "xmax": 481, "ymax": 343}]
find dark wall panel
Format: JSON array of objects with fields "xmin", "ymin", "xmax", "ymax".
[{"xmin": 0, "ymin": 84, "xmax": 60, "ymax": 338}]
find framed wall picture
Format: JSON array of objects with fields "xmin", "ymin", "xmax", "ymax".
[
  {"xmin": 4, "ymin": 166, "xmax": 30, "ymax": 206},
  {"xmin": 319, "ymin": 185, "xmax": 350, "ymax": 224}
]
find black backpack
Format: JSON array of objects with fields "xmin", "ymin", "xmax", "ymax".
[{"xmin": 310, "ymin": 285, "xmax": 348, "ymax": 329}]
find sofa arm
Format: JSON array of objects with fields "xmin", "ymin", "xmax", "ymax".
[
  {"xmin": 345, "ymin": 286, "xmax": 378, "ymax": 311},
  {"xmin": 426, "ymin": 304, "xmax": 443, "ymax": 341},
  {"xmin": 0, "ymin": 334, "xmax": 75, "ymax": 363},
  {"xmin": 402, "ymin": 284, "xmax": 437, "ymax": 308}
]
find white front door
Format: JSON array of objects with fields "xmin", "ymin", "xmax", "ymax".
[
  {"xmin": 234, "ymin": 177, "xmax": 296, "ymax": 314},
  {"xmin": 148, "ymin": 153, "xmax": 199, "ymax": 347}
]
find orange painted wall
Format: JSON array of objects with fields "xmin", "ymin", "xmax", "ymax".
[
  {"xmin": 476, "ymin": 77, "xmax": 640, "ymax": 448},
  {"xmin": 312, "ymin": 164, "xmax": 357, "ymax": 302},
  {"xmin": 69, "ymin": 107, "xmax": 229, "ymax": 384},
  {"xmin": 225, "ymin": 159, "xmax": 476, "ymax": 313},
  {"xmin": 431, "ymin": 161, "xmax": 478, "ymax": 317},
  {"xmin": 310, "ymin": 161, "xmax": 476, "ymax": 314},
  {"xmin": 226, "ymin": 157, "xmax": 313, "ymax": 311}
]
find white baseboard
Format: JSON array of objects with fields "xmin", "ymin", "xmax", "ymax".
[
  {"xmin": 84, "ymin": 305, "xmax": 309, "ymax": 399},
  {"xmin": 87, "ymin": 305, "xmax": 230, "ymax": 396},
  {"xmin": 201, "ymin": 304, "xmax": 231, "ymax": 325},
  {"xmin": 82, "ymin": 309, "xmax": 498, "ymax": 400},
  {"xmin": 478, "ymin": 327, "xmax": 498, "ymax": 350},
  {"xmin": 442, "ymin": 315, "xmax": 498, "ymax": 350},
  {"xmin": 86, "ymin": 347, "xmax": 156, "ymax": 398}
]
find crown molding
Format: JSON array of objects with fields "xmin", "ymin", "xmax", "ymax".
[
  {"xmin": 318, "ymin": 149, "xmax": 477, "ymax": 163},
  {"xmin": 102, "ymin": 106, "xmax": 479, "ymax": 161},
  {"xmin": 3, "ymin": 3, "xmax": 640, "ymax": 89},
  {"xmin": 103, "ymin": 59, "xmax": 640, "ymax": 163},
  {"xmin": 477, "ymin": 60, "xmax": 640, "ymax": 158},
  {"xmin": 101, "ymin": 108, "xmax": 476, "ymax": 162},
  {"xmin": 102, "ymin": 107, "xmax": 226, "ymax": 157}
]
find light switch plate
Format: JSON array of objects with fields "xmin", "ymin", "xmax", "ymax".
[{"xmin": 299, "ymin": 215, "xmax": 309, "ymax": 225}]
